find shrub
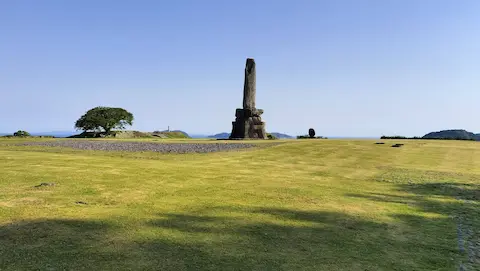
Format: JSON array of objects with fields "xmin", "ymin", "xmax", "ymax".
[
  {"xmin": 267, "ymin": 133, "xmax": 277, "ymax": 140},
  {"xmin": 13, "ymin": 130, "xmax": 30, "ymax": 137},
  {"xmin": 297, "ymin": 134, "xmax": 326, "ymax": 139}
]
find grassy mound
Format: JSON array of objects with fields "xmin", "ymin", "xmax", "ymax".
[
  {"xmin": 69, "ymin": 131, "xmax": 153, "ymax": 139},
  {"xmin": 154, "ymin": 131, "xmax": 189, "ymax": 139},
  {"xmin": 69, "ymin": 131, "xmax": 190, "ymax": 139},
  {"xmin": 113, "ymin": 131, "xmax": 153, "ymax": 139}
]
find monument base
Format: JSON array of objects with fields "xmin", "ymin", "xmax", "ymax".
[{"xmin": 230, "ymin": 108, "xmax": 267, "ymax": 139}]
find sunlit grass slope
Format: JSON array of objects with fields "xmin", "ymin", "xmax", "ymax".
[{"xmin": 0, "ymin": 139, "xmax": 478, "ymax": 270}]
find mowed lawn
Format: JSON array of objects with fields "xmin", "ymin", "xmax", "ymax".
[{"xmin": 0, "ymin": 139, "xmax": 479, "ymax": 270}]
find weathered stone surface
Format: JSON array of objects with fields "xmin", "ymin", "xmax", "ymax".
[
  {"xmin": 230, "ymin": 109, "xmax": 267, "ymax": 139},
  {"xmin": 230, "ymin": 58, "xmax": 267, "ymax": 140},
  {"xmin": 243, "ymin": 58, "xmax": 256, "ymax": 110},
  {"xmin": 252, "ymin": 117, "xmax": 263, "ymax": 125},
  {"xmin": 252, "ymin": 109, "xmax": 264, "ymax": 116},
  {"xmin": 235, "ymin": 108, "xmax": 264, "ymax": 118}
]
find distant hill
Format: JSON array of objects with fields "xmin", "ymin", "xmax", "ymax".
[
  {"xmin": 208, "ymin": 132, "xmax": 230, "ymax": 139},
  {"xmin": 189, "ymin": 134, "xmax": 209, "ymax": 139},
  {"xmin": 422, "ymin": 129, "xmax": 480, "ymax": 141}
]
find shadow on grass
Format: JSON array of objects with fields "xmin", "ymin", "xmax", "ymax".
[
  {"xmin": 0, "ymin": 206, "xmax": 459, "ymax": 270},
  {"xmin": 0, "ymin": 220, "xmax": 121, "ymax": 270},
  {"xmin": 347, "ymin": 181, "xmax": 480, "ymax": 270},
  {"xmin": 404, "ymin": 182, "xmax": 480, "ymax": 202},
  {"xmin": 347, "ymin": 182, "xmax": 479, "ymax": 216}
]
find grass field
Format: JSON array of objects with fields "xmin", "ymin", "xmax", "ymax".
[{"xmin": 0, "ymin": 139, "xmax": 479, "ymax": 270}]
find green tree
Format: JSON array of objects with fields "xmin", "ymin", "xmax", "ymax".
[
  {"xmin": 75, "ymin": 107, "xmax": 134, "ymax": 135},
  {"xmin": 267, "ymin": 133, "xmax": 277, "ymax": 140},
  {"xmin": 308, "ymin": 128, "xmax": 316, "ymax": 138},
  {"xmin": 13, "ymin": 130, "xmax": 30, "ymax": 137}
]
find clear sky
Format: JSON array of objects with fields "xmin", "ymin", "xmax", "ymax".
[{"xmin": 1, "ymin": 0, "xmax": 479, "ymax": 137}]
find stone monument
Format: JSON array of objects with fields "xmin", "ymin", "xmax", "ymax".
[{"xmin": 230, "ymin": 58, "xmax": 267, "ymax": 139}]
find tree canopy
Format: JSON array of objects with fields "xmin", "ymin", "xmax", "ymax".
[
  {"xmin": 75, "ymin": 107, "xmax": 134, "ymax": 135},
  {"xmin": 13, "ymin": 130, "xmax": 30, "ymax": 137}
]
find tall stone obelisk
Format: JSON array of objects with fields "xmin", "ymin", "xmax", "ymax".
[
  {"xmin": 243, "ymin": 58, "xmax": 256, "ymax": 110},
  {"xmin": 230, "ymin": 58, "xmax": 267, "ymax": 139}
]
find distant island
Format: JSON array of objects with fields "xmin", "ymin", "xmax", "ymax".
[
  {"xmin": 381, "ymin": 129, "xmax": 480, "ymax": 141},
  {"xmin": 423, "ymin": 129, "xmax": 480, "ymax": 141},
  {"xmin": 207, "ymin": 133, "xmax": 230, "ymax": 139},
  {"xmin": 208, "ymin": 132, "xmax": 294, "ymax": 139}
]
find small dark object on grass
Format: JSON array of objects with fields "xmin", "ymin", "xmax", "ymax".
[
  {"xmin": 375, "ymin": 142, "xmax": 385, "ymax": 145},
  {"xmin": 75, "ymin": 201, "xmax": 88, "ymax": 205},
  {"xmin": 391, "ymin": 144, "xmax": 404, "ymax": 148},
  {"xmin": 34, "ymin": 182, "xmax": 55, "ymax": 188}
]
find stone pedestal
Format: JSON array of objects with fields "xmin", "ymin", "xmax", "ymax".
[{"xmin": 230, "ymin": 108, "xmax": 267, "ymax": 139}]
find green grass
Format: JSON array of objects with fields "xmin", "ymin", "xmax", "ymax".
[
  {"xmin": 0, "ymin": 139, "xmax": 479, "ymax": 270},
  {"xmin": 67, "ymin": 130, "xmax": 191, "ymax": 139}
]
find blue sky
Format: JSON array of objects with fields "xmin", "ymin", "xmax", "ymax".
[{"xmin": 1, "ymin": 0, "xmax": 479, "ymax": 137}]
